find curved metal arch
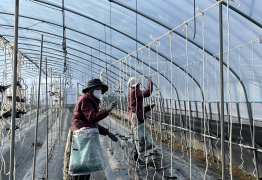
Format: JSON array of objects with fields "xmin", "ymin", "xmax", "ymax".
[
  {"xmin": 0, "ymin": 7, "xmax": 202, "ymax": 101},
  {"xmin": 14, "ymin": 46, "xmax": 152, "ymax": 94},
  {"xmin": 17, "ymin": 44, "xmax": 157, "ymax": 92},
  {"xmin": 4, "ymin": 69, "xmax": 121, "ymax": 93},
  {"xmin": 24, "ymin": 69, "xmax": 121, "ymax": 91},
  {"xmin": 1, "ymin": 20, "xmax": 176, "ymax": 100},
  {"xmin": 9, "ymin": 1, "xmax": 252, "ymax": 117},
  {"xmin": 18, "ymin": 34, "xmax": 168, "ymax": 89},
  {"xmin": 2, "ymin": 32, "xmax": 166, "ymax": 98},
  {"xmin": 221, "ymin": 1, "xmax": 262, "ymax": 29},
  {"xmin": 109, "ymin": 0, "xmax": 252, "ymax": 104},
  {"xmin": 17, "ymin": 50, "xmax": 127, "ymax": 84},
  {"xmin": 1, "ymin": 13, "xmax": 193, "ymax": 105},
  {"xmin": 0, "ymin": 52, "xmax": 120, "ymax": 87},
  {"xmin": 110, "ymin": 0, "xmax": 254, "ymax": 125},
  {"xmin": 33, "ymin": 0, "xmax": 254, "ymax": 143},
  {"xmin": 0, "ymin": 59, "xmax": 123, "ymax": 89}
]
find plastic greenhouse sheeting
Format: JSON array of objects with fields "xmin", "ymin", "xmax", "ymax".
[{"xmin": 0, "ymin": 0, "xmax": 261, "ymax": 103}]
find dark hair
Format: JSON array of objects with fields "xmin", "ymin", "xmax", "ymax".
[{"xmin": 86, "ymin": 87, "xmax": 94, "ymax": 94}]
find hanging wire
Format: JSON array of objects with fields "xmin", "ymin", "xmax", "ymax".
[
  {"xmin": 238, "ymin": 46, "xmax": 244, "ymax": 170},
  {"xmin": 169, "ymin": 32, "xmax": 174, "ymax": 177},
  {"xmin": 103, "ymin": 0, "xmax": 223, "ymax": 69},
  {"xmin": 185, "ymin": 20, "xmax": 192, "ymax": 179},
  {"xmin": 156, "ymin": 39, "xmax": 164, "ymax": 170},
  {"xmin": 197, "ymin": 7, "xmax": 209, "ymax": 178},
  {"xmin": 226, "ymin": 1, "xmax": 233, "ymax": 179},
  {"xmin": 251, "ymin": 40, "xmax": 257, "ymax": 178},
  {"xmin": 140, "ymin": 48, "xmax": 150, "ymax": 178}
]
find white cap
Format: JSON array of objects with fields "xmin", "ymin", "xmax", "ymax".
[{"xmin": 127, "ymin": 77, "xmax": 139, "ymax": 87}]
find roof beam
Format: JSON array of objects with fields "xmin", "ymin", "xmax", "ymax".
[
  {"xmin": 220, "ymin": 1, "xmax": 262, "ymax": 29},
  {"xmin": 2, "ymin": 3, "xmax": 201, "ymax": 101}
]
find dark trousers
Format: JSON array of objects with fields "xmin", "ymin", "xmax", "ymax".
[{"xmin": 74, "ymin": 174, "xmax": 91, "ymax": 180}]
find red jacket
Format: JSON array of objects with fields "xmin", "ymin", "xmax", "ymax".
[
  {"xmin": 128, "ymin": 81, "xmax": 153, "ymax": 122},
  {"xmin": 70, "ymin": 93, "xmax": 109, "ymax": 135}
]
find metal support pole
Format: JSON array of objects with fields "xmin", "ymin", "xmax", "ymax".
[
  {"xmin": 195, "ymin": 101, "xmax": 198, "ymax": 118},
  {"xmin": 62, "ymin": 0, "xmax": 67, "ymax": 72},
  {"xmin": 236, "ymin": 103, "xmax": 240, "ymax": 124},
  {"xmin": 50, "ymin": 68, "xmax": 53, "ymax": 145},
  {"xmin": 219, "ymin": 3, "xmax": 225, "ymax": 179},
  {"xmin": 59, "ymin": 75, "xmax": 61, "ymax": 141},
  {"xmin": 166, "ymin": 99, "xmax": 169, "ymax": 114},
  {"xmin": 9, "ymin": 0, "xmax": 19, "ymax": 179},
  {"xmin": 174, "ymin": 100, "xmax": 177, "ymax": 114},
  {"xmin": 226, "ymin": 102, "xmax": 229, "ymax": 134},
  {"xmin": 3, "ymin": 44, "xmax": 6, "ymax": 86},
  {"xmin": 45, "ymin": 57, "xmax": 48, "ymax": 178},
  {"xmin": 32, "ymin": 34, "xmax": 43, "ymax": 180},
  {"xmin": 217, "ymin": 102, "xmax": 220, "ymax": 122},
  {"xmin": 189, "ymin": 101, "xmax": 192, "ymax": 118},
  {"xmin": 184, "ymin": 101, "xmax": 186, "ymax": 116},
  {"xmin": 209, "ymin": 102, "xmax": 212, "ymax": 120}
]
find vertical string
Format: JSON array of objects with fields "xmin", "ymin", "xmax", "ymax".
[
  {"xmin": 214, "ymin": 56, "xmax": 221, "ymax": 168},
  {"xmin": 148, "ymin": 44, "xmax": 154, "ymax": 153},
  {"xmin": 134, "ymin": 0, "xmax": 139, "ymax": 170},
  {"xmin": 238, "ymin": 46, "xmax": 244, "ymax": 170},
  {"xmin": 185, "ymin": 21, "xmax": 192, "ymax": 179},
  {"xmin": 178, "ymin": 68, "xmax": 184, "ymax": 156},
  {"xmin": 192, "ymin": 63, "xmax": 197, "ymax": 158},
  {"xmin": 128, "ymin": 55, "xmax": 133, "ymax": 175},
  {"xmin": 251, "ymin": 41, "xmax": 257, "ymax": 178},
  {"xmin": 198, "ymin": 8, "xmax": 209, "ymax": 178},
  {"xmin": 169, "ymin": 32, "xmax": 173, "ymax": 177},
  {"xmin": 118, "ymin": 60, "xmax": 125, "ymax": 164},
  {"xmin": 156, "ymin": 39, "xmax": 164, "ymax": 169},
  {"xmin": 140, "ymin": 48, "xmax": 149, "ymax": 177},
  {"xmin": 226, "ymin": 1, "xmax": 233, "ymax": 179}
]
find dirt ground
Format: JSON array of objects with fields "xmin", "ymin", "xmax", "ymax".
[
  {"xmin": 149, "ymin": 126, "xmax": 257, "ymax": 180},
  {"xmin": 110, "ymin": 112, "xmax": 258, "ymax": 180}
]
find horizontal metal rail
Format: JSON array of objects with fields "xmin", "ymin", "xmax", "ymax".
[{"xmin": 114, "ymin": 108, "xmax": 262, "ymax": 153}]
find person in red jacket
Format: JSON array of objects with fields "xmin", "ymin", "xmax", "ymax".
[
  {"xmin": 69, "ymin": 79, "xmax": 117, "ymax": 180},
  {"xmin": 127, "ymin": 76, "xmax": 155, "ymax": 163}
]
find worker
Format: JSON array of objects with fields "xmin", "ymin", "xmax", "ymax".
[
  {"xmin": 64, "ymin": 78, "xmax": 118, "ymax": 180},
  {"xmin": 127, "ymin": 76, "xmax": 155, "ymax": 164}
]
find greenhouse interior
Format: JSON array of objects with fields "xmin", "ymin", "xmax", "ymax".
[{"xmin": 0, "ymin": 0, "xmax": 262, "ymax": 179}]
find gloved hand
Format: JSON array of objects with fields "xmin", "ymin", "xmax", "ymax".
[
  {"xmin": 107, "ymin": 131, "xmax": 118, "ymax": 142},
  {"xmin": 106, "ymin": 100, "xmax": 117, "ymax": 113},
  {"xmin": 150, "ymin": 104, "xmax": 156, "ymax": 109},
  {"xmin": 148, "ymin": 76, "xmax": 152, "ymax": 82}
]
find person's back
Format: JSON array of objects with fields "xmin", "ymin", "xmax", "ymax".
[
  {"xmin": 126, "ymin": 77, "xmax": 155, "ymax": 163},
  {"xmin": 127, "ymin": 80, "xmax": 153, "ymax": 122}
]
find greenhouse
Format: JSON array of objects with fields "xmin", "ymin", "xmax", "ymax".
[{"xmin": 0, "ymin": 0, "xmax": 262, "ymax": 179}]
